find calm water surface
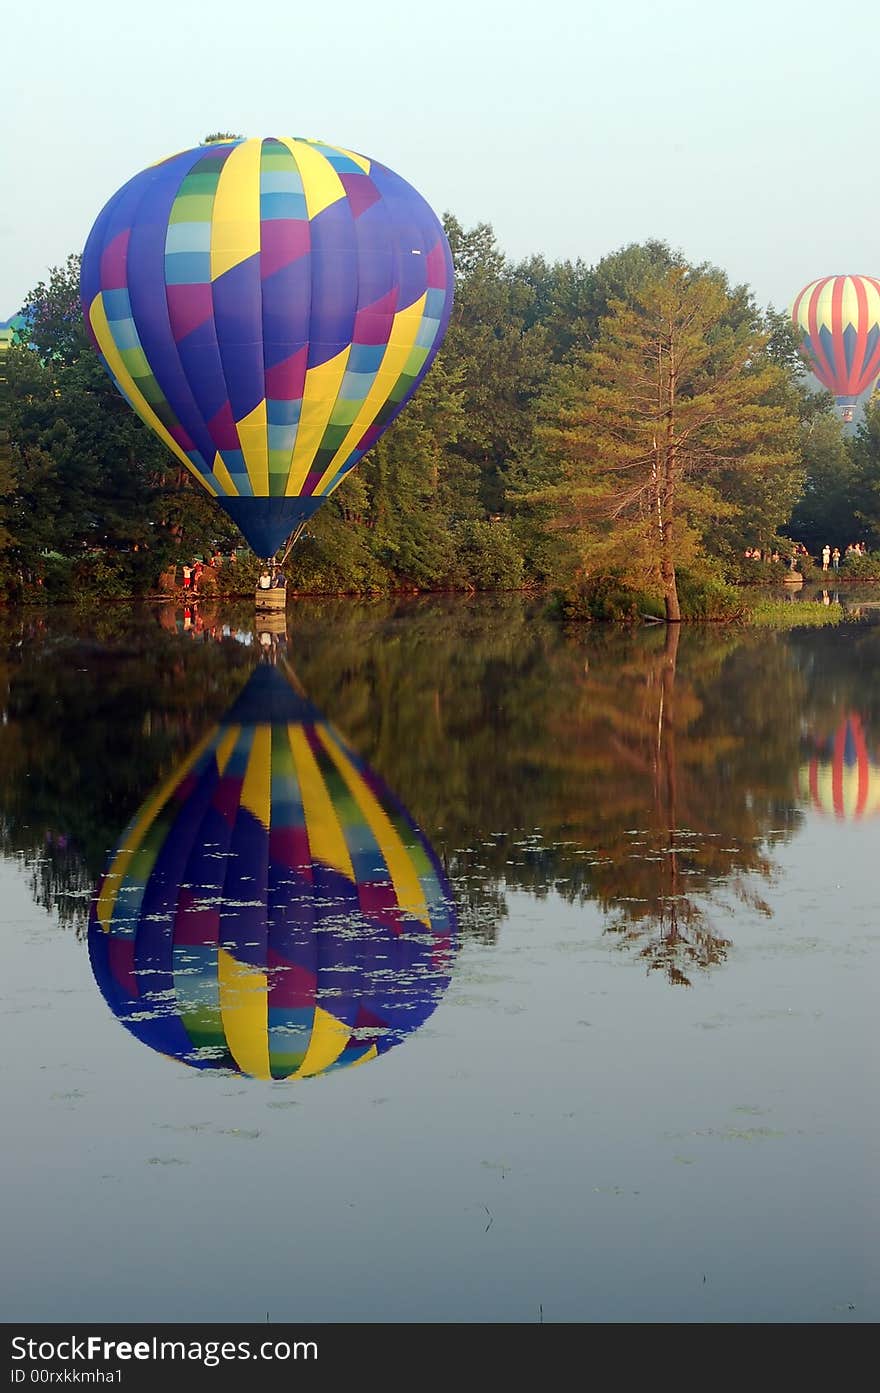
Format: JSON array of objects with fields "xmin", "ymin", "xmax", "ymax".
[{"xmin": 1, "ymin": 596, "xmax": 877, "ymax": 1323}]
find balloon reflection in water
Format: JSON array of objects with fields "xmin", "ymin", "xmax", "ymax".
[
  {"xmin": 88, "ymin": 664, "xmax": 457, "ymax": 1080},
  {"xmin": 798, "ymin": 713, "xmax": 880, "ymax": 820}
]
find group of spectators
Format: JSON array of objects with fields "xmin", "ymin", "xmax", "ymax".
[
  {"xmin": 180, "ymin": 550, "xmax": 234, "ymax": 592},
  {"xmin": 744, "ymin": 546, "xmax": 783, "ymax": 562},
  {"xmin": 744, "ymin": 541, "xmax": 870, "ymax": 573},
  {"xmin": 820, "ymin": 542, "xmax": 867, "ymax": 571},
  {"xmin": 174, "ymin": 550, "xmax": 294, "ymax": 595}
]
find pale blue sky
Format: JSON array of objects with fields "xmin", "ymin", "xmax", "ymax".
[{"xmin": 3, "ymin": 0, "xmax": 875, "ymax": 316}]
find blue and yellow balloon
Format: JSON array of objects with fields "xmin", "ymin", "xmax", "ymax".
[{"xmin": 80, "ymin": 136, "xmax": 454, "ymax": 557}]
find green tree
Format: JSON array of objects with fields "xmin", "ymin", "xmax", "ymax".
[
  {"xmin": 533, "ymin": 262, "xmax": 801, "ymax": 620},
  {"xmin": 4, "ymin": 257, "xmax": 238, "ymax": 593},
  {"xmin": 0, "ymin": 321, "xmax": 16, "ymax": 559},
  {"xmin": 849, "ymin": 398, "xmax": 880, "ymax": 548},
  {"xmin": 508, "ymin": 254, "xmax": 597, "ymax": 360},
  {"xmin": 763, "ymin": 306, "xmax": 857, "ymax": 556},
  {"xmin": 788, "ymin": 411, "xmax": 857, "ymax": 553},
  {"xmin": 18, "ymin": 253, "xmax": 88, "ymax": 366},
  {"xmin": 586, "ymin": 239, "xmax": 683, "ymax": 327},
  {"xmin": 440, "ymin": 216, "xmax": 552, "ymax": 525}
]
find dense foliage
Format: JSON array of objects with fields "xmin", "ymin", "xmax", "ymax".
[{"xmin": 2, "ymin": 226, "xmax": 878, "ymax": 613}]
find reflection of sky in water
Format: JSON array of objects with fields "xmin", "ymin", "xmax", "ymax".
[{"xmin": 2, "ymin": 779, "xmax": 877, "ymax": 1324}]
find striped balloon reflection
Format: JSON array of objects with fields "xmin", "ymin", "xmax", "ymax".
[{"xmin": 798, "ymin": 713, "xmax": 880, "ymax": 820}]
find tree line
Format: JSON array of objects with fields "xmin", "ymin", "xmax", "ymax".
[{"xmin": 2, "ymin": 222, "xmax": 880, "ymax": 616}]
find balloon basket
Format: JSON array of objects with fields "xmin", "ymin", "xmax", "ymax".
[{"xmin": 255, "ymin": 586, "xmax": 286, "ymax": 612}]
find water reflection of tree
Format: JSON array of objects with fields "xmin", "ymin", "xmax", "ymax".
[
  {"xmin": 288, "ymin": 601, "xmax": 815, "ymax": 979},
  {"xmin": 0, "ymin": 607, "xmax": 255, "ymax": 930},
  {"xmin": 585, "ymin": 627, "xmax": 732, "ymax": 983},
  {"xmin": 3, "ymin": 598, "xmax": 880, "ymax": 970},
  {"xmin": 540, "ymin": 626, "xmax": 813, "ymax": 986},
  {"xmin": 788, "ymin": 623, "xmax": 880, "ymax": 744}
]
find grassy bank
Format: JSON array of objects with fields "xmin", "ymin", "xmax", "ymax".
[{"xmin": 745, "ymin": 598, "xmax": 843, "ymax": 628}]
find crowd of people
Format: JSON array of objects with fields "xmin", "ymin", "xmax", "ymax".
[
  {"xmin": 744, "ymin": 546, "xmax": 783, "ymax": 562},
  {"xmin": 175, "ymin": 553, "xmax": 294, "ymax": 594},
  {"xmin": 180, "ymin": 550, "xmax": 235, "ymax": 592},
  {"xmin": 744, "ymin": 541, "xmax": 869, "ymax": 572},
  {"xmin": 820, "ymin": 541, "xmax": 867, "ymax": 571}
]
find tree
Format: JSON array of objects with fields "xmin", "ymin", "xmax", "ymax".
[
  {"xmin": 534, "ymin": 262, "xmax": 801, "ymax": 620},
  {"xmin": 849, "ymin": 398, "xmax": 880, "ymax": 548},
  {"xmin": 762, "ymin": 307, "xmax": 857, "ymax": 555},
  {"xmin": 788, "ymin": 411, "xmax": 857, "ymax": 552},
  {"xmin": 17, "ymin": 253, "xmax": 88, "ymax": 366},
  {"xmin": 586, "ymin": 239, "xmax": 683, "ymax": 327},
  {"xmin": 508, "ymin": 254, "xmax": 597, "ymax": 360},
  {"xmin": 4, "ymin": 257, "xmax": 238, "ymax": 591},
  {"xmin": 440, "ymin": 216, "xmax": 553, "ymax": 525},
  {"xmin": 0, "ymin": 321, "xmax": 16, "ymax": 559}
]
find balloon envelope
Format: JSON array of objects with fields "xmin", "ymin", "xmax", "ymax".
[
  {"xmin": 798, "ymin": 713, "xmax": 880, "ymax": 820},
  {"xmin": 0, "ymin": 312, "xmax": 28, "ymax": 365},
  {"xmin": 790, "ymin": 275, "xmax": 880, "ymax": 411},
  {"xmin": 88, "ymin": 663, "xmax": 457, "ymax": 1080},
  {"xmin": 80, "ymin": 137, "xmax": 454, "ymax": 556}
]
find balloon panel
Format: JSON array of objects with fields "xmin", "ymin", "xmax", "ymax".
[
  {"xmin": 88, "ymin": 666, "xmax": 457, "ymax": 1080},
  {"xmin": 80, "ymin": 138, "xmax": 454, "ymax": 556},
  {"xmin": 0, "ymin": 312, "xmax": 29, "ymax": 359},
  {"xmin": 790, "ymin": 275, "xmax": 880, "ymax": 405},
  {"xmin": 798, "ymin": 714, "xmax": 880, "ymax": 820}
]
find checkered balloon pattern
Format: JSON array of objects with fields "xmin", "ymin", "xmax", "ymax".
[{"xmin": 80, "ymin": 137, "xmax": 454, "ymax": 556}]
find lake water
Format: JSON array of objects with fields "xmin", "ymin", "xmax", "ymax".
[{"xmin": 1, "ymin": 596, "xmax": 877, "ymax": 1324}]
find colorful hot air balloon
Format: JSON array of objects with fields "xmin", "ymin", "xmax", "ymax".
[
  {"xmin": 797, "ymin": 713, "xmax": 880, "ymax": 820},
  {"xmin": 88, "ymin": 662, "xmax": 457, "ymax": 1081},
  {"xmin": 79, "ymin": 137, "xmax": 454, "ymax": 558},
  {"xmin": 0, "ymin": 312, "xmax": 26, "ymax": 346},
  {"xmin": 790, "ymin": 275, "xmax": 880, "ymax": 422},
  {"xmin": 0, "ymin": 312, "xmax": 29, "ymax": 381}
]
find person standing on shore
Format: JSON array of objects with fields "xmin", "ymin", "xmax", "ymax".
[
  {"xmin": 822, "ymin": 544, "xmax": 831, "ymax": 571},
  {"xmin": 832, "ymin": 547, "xmax": 841, "ymax": 571}
]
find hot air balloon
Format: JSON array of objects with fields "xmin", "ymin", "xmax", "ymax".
[
  {"xmin": 790, "ymin": 275, "xmax": 880, "ymax": 423},
  {"xmin": 0, "ymin": 312, "xmax": 29, "ymax": 380},
  {"xmin": 797, "ymin": 713, "xmax": 880, "ymax": 820},
  {"xmin": 0, "ymin": 312, "xmax": 26, "ymax": 347},
  {"xmin": 79, "ymin": 136, "xmax": 454, "ymax": 560},
  {"xmin": 88, "ymin": 661, "xmax": 457, "ymax": 1081}
]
